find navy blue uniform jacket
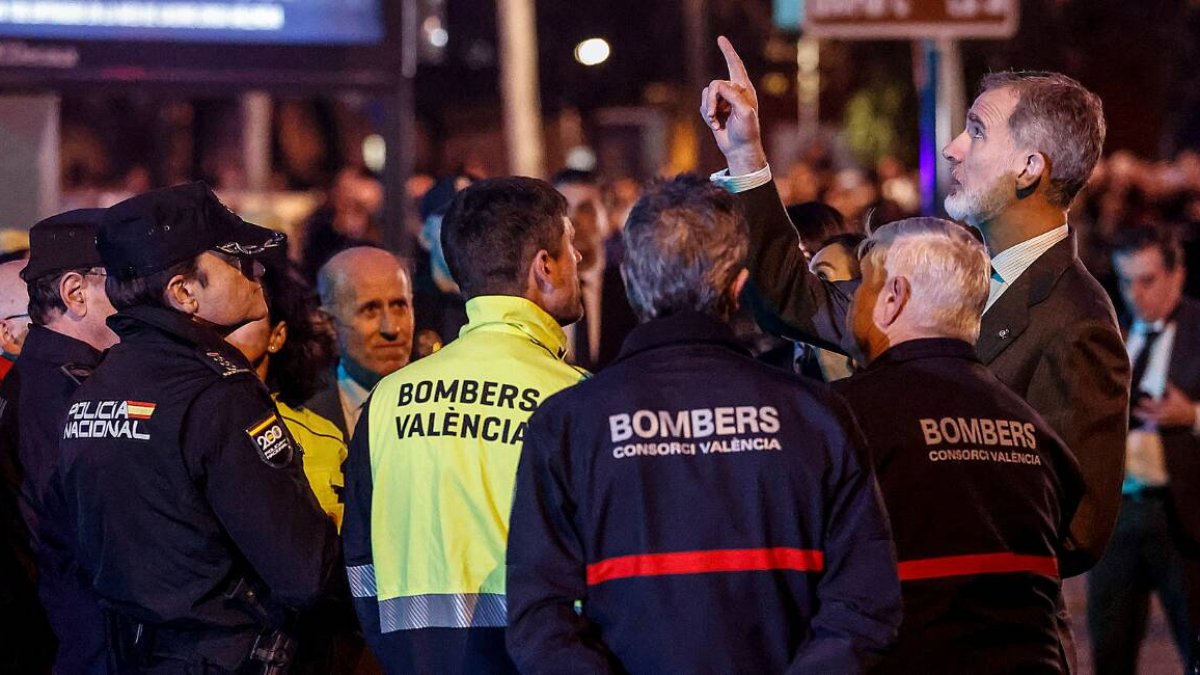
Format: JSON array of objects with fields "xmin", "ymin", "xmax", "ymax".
[
  {"xmin": 506, "ymin": 312, "xmax": 901, "ymax": 674},
  {"xmin": 58, "ymin": 306, "xmax": 338, "ymax": 667},
  {"xmin": 833, "ymin": 338, "xmax": 1084, "ymax": 674},
  {"xmin": 0, "ymin": 326, "xmax": 107, "ymax": 673},
  {"xmin": 738, "ymin": 181, "xmax": 1126, "ymax": 576}
]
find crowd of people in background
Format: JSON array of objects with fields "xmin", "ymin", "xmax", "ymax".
[{"xmin": 3, "ymin": 34, "xmax": 1200, "ymax": 675}]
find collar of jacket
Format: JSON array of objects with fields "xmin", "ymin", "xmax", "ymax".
[
  {"xmin": 615, "ymin": 311, "xmax": 746, "ymax": 362},
  {"xmin": 985, "ymin": 230, "xmax": 1077, "ymax": 318},
  {"xmin": 977, "ymin": 232, "xmax": 1079, "ymax": 363},
  {"xmin": 20, "ymin": 324, "xmax": 103, "ymax": 369},
  {"xmin": 865, "ymin": 337, "xmax": 979, "ymax": 370},
  {"xmin": 1014, "ymin": 229, "xmax": 1077, "ymax": 307},
  {"xmin": 108, "ymin": 305, "xmax": 250, "ymax": 362},
  {"xmin": 459, "ymin": 295, "xmax": 570, "ymax": 360}
]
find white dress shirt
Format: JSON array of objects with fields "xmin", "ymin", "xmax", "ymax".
[
  {"xmin": 1125, "ymin": 320, "xmax": 1176, "ymax": 490},
  {"xmin": 710, "ymin": 164, "xmax": 774, "ymax": 193},
  {"xmin": 337, "ymin": 362, "xmax": 371, "ymax": 438},
  {"xmin": 986, "ymin": 224, "xmax": 1069, "ymax": 311}
]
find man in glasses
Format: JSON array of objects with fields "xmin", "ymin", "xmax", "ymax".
[
  {"xmin": 0, "ymin": 209, "xmax": 117, "ymax": 674},
  {"xmin": 58, "ymin": 183, "xmax": 338, "ymax": 673}
]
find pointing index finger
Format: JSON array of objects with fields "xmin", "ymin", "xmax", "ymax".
[{"xmin": 718, "ymin": 35, "xmax": 750, "ymax": 86}]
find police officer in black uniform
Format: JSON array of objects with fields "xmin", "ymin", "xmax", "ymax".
[
  {"xmin": 0, "ymin": 209, "xmax": 115, "ymax": 674},
  {"xmin": 833, "ymin": 217, "xmax": 1084, "ymax": 674},
  {"xmin": 58, "ymin": 183, "xmax": 339, "ymax": 674}
]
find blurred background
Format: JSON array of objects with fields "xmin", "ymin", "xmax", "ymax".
[
  {"xmin": 0, "ymin": 0, "xmax": 1197, "ymax": 298},
  {"xmin": 0, "ymin": 2, "xmax": 1197, "ymax": 670}
]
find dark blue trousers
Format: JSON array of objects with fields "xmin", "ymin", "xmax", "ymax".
[{"xmin": 1087, "ymin": 493, "xmax": 1198, "ymax": 675}]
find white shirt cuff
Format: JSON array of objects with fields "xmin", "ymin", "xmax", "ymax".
[{"xmin": 709, "ymin": 164, "xmax": 773, "ymax": 194}]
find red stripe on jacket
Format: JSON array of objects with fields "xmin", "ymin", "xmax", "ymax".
[
  {"xmin": 587, "ymin": 547, "xmax": 825, "ymax": 586},
  {"xmin": 897, "ymin": 553, "xmax": 1059, "ymax": 581}
]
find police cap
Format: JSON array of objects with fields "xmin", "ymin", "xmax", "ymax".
[
  {"xmin": 20, "ymin": 208, "xmax": 106, "ymax": 281},
  {"xmin": 98, "ymin": 182, "xmax": 285, "ymax": 280}
]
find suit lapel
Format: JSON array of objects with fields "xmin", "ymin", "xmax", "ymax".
[
  {"xmin": 307, "ymin": 378, "xmax": 349, "ymax": 438},
  {"xmin": 1168, "ymin": 299, "xmax": 1200, "ymax": 394},
  {"xmin": 977, "ymin": 234, "xmax": 1076, "ymax": 365},
  {"xmin": 978, "ymin": 274, "xmax": 1033, "ymax": 363}
]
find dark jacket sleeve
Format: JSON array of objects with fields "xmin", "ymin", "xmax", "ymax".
[
  {"xmin": 506, "ymin": 405, "xmax": 620, "ymax": 675},
  {"xmin": 1047, "ymin": 430, "xmax": 1086, "ymax": 566},
  {"xmin": 787, "ymin": 397, "xmax": 901, "ymax": 674},
  {"xmin": 189, "ymin": 381, "xmax": 339, "ymax": 610},
  {"xmin": 341, "ymin": 396, "xmax": 381, "ymax": 639},
  {"xmin": 1025, "ymin": 318, "xmax": 1130, "ymax": 576},
  {"xmin": 738, "ymin": 180, "xmax": 858, "ymax": 354}
]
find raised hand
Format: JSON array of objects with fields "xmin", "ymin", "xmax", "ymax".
[{"xmin": 700, "ymin": 36, "xmax": 767, "ymax": 175}]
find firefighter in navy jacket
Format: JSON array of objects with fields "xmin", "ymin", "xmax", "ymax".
[
  {"xmin": 832, "ymin": 218, "xmax": 1083, "ymax": 674},
  {"xmin": 506, "ymin": 176, "xmax": 901, "ymax": 675},
  {"xmin": 58, "ymin": 184, "xmax": 338, "ymax": 672}
]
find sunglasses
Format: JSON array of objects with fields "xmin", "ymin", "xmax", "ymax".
[{"xmin": 211, "ymin": 250, "xmax": 266, "ymax": 281}]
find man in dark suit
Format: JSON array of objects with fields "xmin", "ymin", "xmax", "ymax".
[
  {"xmin": 306, "ymin": 247, "xmax": 414, "ymax": 438},
  {"xmin": 1087, "ymin": 227, "xmax": 1200, "ymax": 674},
  {"xmin": 551, "ymin": 170, "xmax": 638, "ymax": 372},
  {"xmin": 701, "ymin": 37, "xmax": 1130, "ymax": 668}
]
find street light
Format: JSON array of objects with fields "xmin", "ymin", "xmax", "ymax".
[{"xmin": 574, "ymin": 38, "xmax": 611, "ymax": 66}]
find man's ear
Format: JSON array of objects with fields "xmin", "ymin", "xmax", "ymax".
[
  {"xmin": 875, "ymin": 275, "xmax": 911, "ymax": 328},
  {"xmin": 1016, "ymin": 151, "xmax": 1048, "ymax": 193},
  {"xmin": 165, "ymin": 273, "xmax": 200, "ymax": 315},
  {"xmin": 58, "ymin": 271, "xmax": 88, "ymax": 318},
  {"xmin": 267, "ymin": 321, "xmax": 288, "ymax": 354},
  {"xmin": 528, "ymin": 249, "xmax": 554, "ymax": 293},
  {"xmin": 728, "ymin": 268, "xmax": 750, "ymax": 313}
]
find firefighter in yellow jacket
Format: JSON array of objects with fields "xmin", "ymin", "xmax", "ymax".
[{"xmin": 343, "ymin": 176, "xmax": 587, "ymax": 674}]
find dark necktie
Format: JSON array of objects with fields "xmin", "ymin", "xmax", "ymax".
[{"xmin": 1129, "ymin": 328, "xmax": 1163, "ymax": 426}]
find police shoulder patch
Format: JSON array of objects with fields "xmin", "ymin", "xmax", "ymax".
[
  {"xmin": 246, "ymin": 413, "xmax": 293, "ymax": 468},
  {"xmin": 59, "ymin": 362, "xmax": 93, "ymax": 385},
  {"xmin": 203, "ymin": 350, "xmax": 251, "ymax": 378}
]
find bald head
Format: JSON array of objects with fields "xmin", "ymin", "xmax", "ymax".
[
  {"xmin": 0, "ymin": 260, "xmax": 31, "ymax": 356},
  {"xmin": 317, "ymin": 247, "xmax": 414, "ymax": 383}
]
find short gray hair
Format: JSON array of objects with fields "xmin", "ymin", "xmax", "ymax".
[
  {"xmin": 980, "ymin": 71, "xmax": 1105, "ymax": 209},
  {"xmin": 860, "ymin": 217, "xmax": 990, "ymax": 343},
  {"xmin": 621, "ymin": 175, "xmax": 748, "ymax": 322}
]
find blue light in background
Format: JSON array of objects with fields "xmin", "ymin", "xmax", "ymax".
[{"xmin": 773, "ymin": 0, "xmax": 805, "ymax": 31}]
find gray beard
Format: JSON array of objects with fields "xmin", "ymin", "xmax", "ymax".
[{"xmin": 944, "ymin": 175, "xmax": 1014, "ymax": 228}]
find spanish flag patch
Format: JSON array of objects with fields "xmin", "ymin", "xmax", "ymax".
[{"xmin": 125, "ymin": 401, "xmax": 157, "ymax": 420}]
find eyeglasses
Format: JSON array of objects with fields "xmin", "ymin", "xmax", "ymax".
[
  {"xmin": 211, "ymin": 250, "xmax": 265, "ymax": 282},
  {"xmin": 1, "ymin": 313, "xmax": 32, "ymax": 336},
  {"xmin": 214, "ymin": 230, "xmax": 286, "ymax": 257}
]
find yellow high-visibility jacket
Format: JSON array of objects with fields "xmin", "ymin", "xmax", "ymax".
[
  {"xmin": 343, "ymin": 295, "xmax": 586, "ymax": 646},
  {"xmin": 276, "ymin": 398, "xmax": 347, "ymax": 530}
]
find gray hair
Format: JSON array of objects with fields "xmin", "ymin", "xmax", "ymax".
[
  {"xmin": 860, "ymin": 217, "xmax": 990, "ymax": 343},
  {"xmin": 980, "ymin": 71, "xmax": 1106, "ymax": 209},
  {"xmin": 621, "ymin": 175, "xmax": 748, "ymax": 322}
]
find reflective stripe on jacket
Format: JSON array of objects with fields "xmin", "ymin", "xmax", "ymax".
[{"xmin": 344, "ymin": 295, "xmax": 585, "ymax": 640}]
